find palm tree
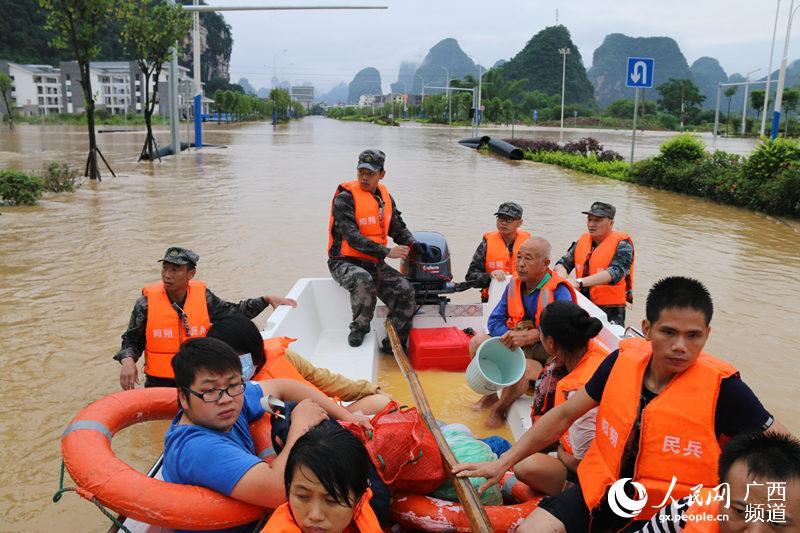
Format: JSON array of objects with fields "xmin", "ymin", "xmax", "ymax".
[{"xmin": 724, "ymin": 86, "xmax": 737, "ymax": 135}]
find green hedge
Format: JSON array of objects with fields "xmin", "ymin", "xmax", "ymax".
[
  {"xmin": 522, "ymin": 150, "xmax": 630, "ymax": 180},
  {"xmin": 0, "ymin": 169, "xmax": 44, "ymax": 205},
  {"xmin": 510, "ymin": 134, "xmax": 800, "ymax": 218}
]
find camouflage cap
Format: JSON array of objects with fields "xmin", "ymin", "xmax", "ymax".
[
  {"xmin": 357, "ymin": 149, "xmax": 385, "ymax": 172},
  {"xmin": 494, "ymin": 201, "xmax": 523, "ymax": 219},
  {"xmin": 158, "ymin": 247, "xmax": 199, "ymax": 266},
  {"xmin": 581, "ymin": 201, "xmax": 616, "ymax": 219}
]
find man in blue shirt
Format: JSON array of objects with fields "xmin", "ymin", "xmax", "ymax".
[
  {"xmin": 469, "ymin": 237, "xmax": 576, "ymax": 428},
  {"xmin": 162, "ymin": 337, "xmax": 372, "ymax": 532}
]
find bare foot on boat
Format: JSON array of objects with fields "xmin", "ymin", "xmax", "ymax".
[
  {"xmin": 485, "ymin": 409, "xmax": 506, "ymax": 429},
  {"xmin": 471, "ymin": 394, "xmax": 498, "ymax": 411}
]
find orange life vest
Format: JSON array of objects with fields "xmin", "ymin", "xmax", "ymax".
[
  {"xmin": 328, "ymin": 181, "xmax": 393, "ymax": 263},
  {"xmin": 577, "ymin": 338, "xmax": 737, "ymax": 521},
  {"xmin": 553, "ymin": 338, "xmax": 610, "ymax": 454},
  {"xmin": 573, "ymin": 231, "xmax": 635, "ymax": 306},
  {"xmin": 142, "ymin": 280, "xmax": 210, "ymax": 378},
  {"xmin": 252, "ymin": 337, "xmax": 317, "ymax": 388},
  {"xmin": 682, "ymin": 489, "xmax": 722, "ymax": 532},
  {"xmin": 262, "ymin": 488, "xmax": 381, "ymax": 533},
  {"xmin": 505, "ymin": 270, "xmax": 578, "ymax": 330},
  {"xmin": 481, "ymin": 230, "xmax": 532, "ymax": 300}
]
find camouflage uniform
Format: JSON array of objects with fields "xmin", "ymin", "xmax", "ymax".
[
  {"xmin": 328, "ymin": 187, "xmax": 416, "ymax": 343},
  {"xmin": 555, "ymin": 239, "xmax": 633, "ymax": 326},
  {"xmin": 112, "ymin": 290, "xmax": 268, "ymax": 364}
]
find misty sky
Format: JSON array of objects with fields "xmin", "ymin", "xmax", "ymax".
[{"xmin": 223, "ymin": 0, "xmax": 799, "ymax": 94}]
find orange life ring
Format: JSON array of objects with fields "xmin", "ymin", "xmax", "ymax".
[
  {"xmin": 61, "ymin": 387, "xmax": 270, "ymax": 529},
  {"xmin": 390, "ymin": 471, "xmax": 543, "ymax": 532}
]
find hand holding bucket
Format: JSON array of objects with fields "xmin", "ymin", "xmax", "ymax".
[{"xmin": 466, "ymin": 337, "xmax": 526, "ymax": 396}]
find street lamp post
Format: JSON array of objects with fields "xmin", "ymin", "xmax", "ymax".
[
  {"xmin": 761, "ymin": 0, "xmax": 781, "ymax": 137},
  {"xmin": 772, "ymin": 0, "xmax": 799, "ymax": 138},
  {"xmin": 441, "ymin": 66, "xmax": 451, "ymax": 138},
  {"xmin": 741, "ymin": 68, "xmax": 762, "ymax": 135},
  {"xmin": 273, "ymin": 49, "xmax": 287, "ymax": 85},
  {"xmin": 476, "ymin": 66, "xmax": 486, "ymax": 136},
  {"xmin": 558, "ymin": 47, "xmax": 571, "ymax": 142}
]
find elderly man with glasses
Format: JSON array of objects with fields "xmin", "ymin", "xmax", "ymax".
[{"xmin": 327, "ymin": 149, "xmax": 418, "ymax": 352}]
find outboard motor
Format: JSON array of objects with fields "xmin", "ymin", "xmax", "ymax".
[{"xmin": 401, "ymin": 231, "xmax": 473, "ymax": 311}]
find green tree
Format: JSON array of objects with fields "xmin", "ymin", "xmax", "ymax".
[
  {"xmin": 750, "ymin": 90, "xmax": 765, "ymax": 121},
  {"xmin": 783, "ymin": 88, "xmax": 799, "ymax": 136},
  {"xmin": 269, "ymin": 88, "xmax": 291, "ymax": 120},
  {"xmin": 40, "ymin": 0, "xmax": 117, "ymax": 180},
  {"xmin": 656, "ymin": 78, "xmax": 705, "ymax": 125},
  {"xmin": 0, "ymin": 72, "xmax": 14, "ymax": 130},
  {"xmin": 606, "ymin": 99, "xmax": 657, "ymax": 118},
  {"xmin": 724, "ymin": 86, "xmax": 737, "ymax": 135},
  {"xmin": 120, "ymin": 0, "xmax": 191, "ymax": 161}
]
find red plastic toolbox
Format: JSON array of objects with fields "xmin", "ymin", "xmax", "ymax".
[{"xmin": 407, "ymin": 327, "xmax": 472, "ymax": 371}]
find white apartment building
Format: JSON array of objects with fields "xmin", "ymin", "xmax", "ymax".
[
  {"xmin": 0, "ymin": 62, "xmax": 62, "ymax": 116},
  {"xmin": 1, "ymin": 59, "xmax": 197, "ymax": 117}
]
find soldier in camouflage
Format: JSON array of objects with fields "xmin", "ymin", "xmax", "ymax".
[
  {"xmin": 554, "ymin": 202, "xmax": 635, "ymax": 326},
  {"xmin": 114, "ymin": 247, "xmax": 297, "ymax": 389},
  {"xmin": 328, "ymin": 149, "xmax": 417, "ymax": 351}
]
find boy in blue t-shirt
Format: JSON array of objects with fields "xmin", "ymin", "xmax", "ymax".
[{"xmin": 162, "ymin": 337, "xmax": 372, "ymax": 531}]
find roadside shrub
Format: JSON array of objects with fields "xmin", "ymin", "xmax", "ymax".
[
  {"xmin": 742, "ymin": 137, "xmax": 800, "ymax": 183},
  {"xmin": 563, "ymin": 137, "xmax": 603, "ymax": 155},
  {"xmin": 506, "ymin": 137, "xmax": 560, "ymax": 153},
  {"xmin": 597, "ymin": 150, "xmax": 624, "ymax": 162},
  {"xmin": 42, "ymin": 161, "xmax": 79, "ymax": 192},
  {"xmin": 658, "ymin": 133, "xmax": 705, "ymax": 163},
  {"xmin": 755, "ymin": 160, "xmax": 800, "ymax": 217},
  {"xmin": 0, "ymin": 169, "xmax": 44, "ymax": 205},
  {"xmin": 523, "ymin": 150, "xmax": 629, "ymax": 180},
  {"xmin": 95, "ymin": 108, "xmax": 111, "ymax": 120}
]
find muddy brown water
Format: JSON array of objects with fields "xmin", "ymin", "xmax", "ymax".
[{"xmin": 0, "ymin": 117, "xmax": 797, "ymax": 531}]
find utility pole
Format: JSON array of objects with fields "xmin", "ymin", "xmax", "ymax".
[
  {"xmin": 558, "ymin": 47, "xmax": 570, "ymax": 142},
  {"xmin": 713, "ymin": 82, "xmax": 722, "ymax": 150},
  {"xmin": 441, "ymin": 66, "xmax": 451, "ymax": 139},
  {"xmin": 192, "ymin": 0, "xmax": 202, "ymax": 148},
  {"xmin": 762, "ymin": 0, "xmax": 781, "ymax": 137},
  {"xmin": 167, "ymin": 0, "xmax": 180, "ymax": 154},
  {"xmin": 477, "ymin": 66, "xmax": 484, "ymax": 135},
  {"xmin": 772, "ymin": 0, "xmax": 798, "ymax": 138}
]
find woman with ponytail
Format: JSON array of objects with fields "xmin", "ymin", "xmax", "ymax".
[{"xmin": 512, "ymin": 300, "xmax": 609, "ymax": 495}]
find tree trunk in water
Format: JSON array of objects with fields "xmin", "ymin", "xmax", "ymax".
[{"xmin": 86, "ymin": 95, "xmax": 100, "ymax": 180}]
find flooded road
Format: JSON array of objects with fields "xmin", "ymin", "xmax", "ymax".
[{"xmin": 0, "ymin": 117, "xmax": 798, "ymax": 531}]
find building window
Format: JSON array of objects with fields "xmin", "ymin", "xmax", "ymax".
[
  {"xmin": 66, "ymin": 74, "xmax": 70, "ymax": 81},
  {"xmin": 38, "ymin": 87, "xmax": 43, "ymax": 94}
]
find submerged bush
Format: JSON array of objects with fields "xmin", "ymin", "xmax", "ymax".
[
  {"xmin": 0, "ymin": 169, "xmax": 44, "ymax": 205},
  {"xmin": 42, "ymin": 161, "xmax": 79, "ymax": 192}
]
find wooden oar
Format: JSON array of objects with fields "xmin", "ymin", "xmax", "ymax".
[{"xmin": 385, "ymin": 321, "xmax": 493, "ymax": 533}]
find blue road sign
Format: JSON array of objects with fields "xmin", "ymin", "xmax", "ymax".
[{"xmin": 626, "ymin": 57, "xmax": 655, "ymax": 89}]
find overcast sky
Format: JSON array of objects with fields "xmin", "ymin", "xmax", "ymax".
[{"xmin": 223, "ymin": 0, "xmax": 799, "ymax": 94}]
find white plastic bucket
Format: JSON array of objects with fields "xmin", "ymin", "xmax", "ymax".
[{"xmin": 466, "ymin": 337, "xmax": 526, "ymax": 395}]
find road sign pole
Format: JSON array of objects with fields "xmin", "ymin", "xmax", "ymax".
[{"xmin": 630, "ymin": 87, "xmax": 640, "ymax": 166}]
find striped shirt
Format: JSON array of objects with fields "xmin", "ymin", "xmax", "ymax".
[{"xmin": 637, "ymin": 496, "xmax": 692, "ymax": 533}]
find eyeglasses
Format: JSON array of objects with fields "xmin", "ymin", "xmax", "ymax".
[{"xmin": 184, "ymin": 381, "xmax": 246, "ymax": 403}]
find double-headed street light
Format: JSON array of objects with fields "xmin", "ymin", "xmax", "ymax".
[
  {"xmin": 741, "ymin": 68, "xmax": 762, "ymax": 135},
  {"xmin": 558, "ymin": 47, "xmax": 571, "ymax": 142}
]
